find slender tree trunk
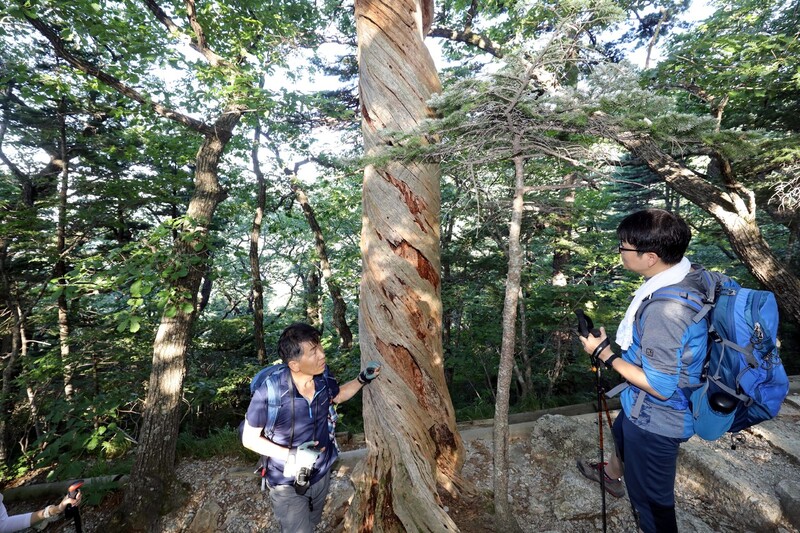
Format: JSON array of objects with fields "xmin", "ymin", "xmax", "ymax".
[
  {"xmin": 250, "ymin": 118, "xmax": 267, "ymax": 364},
  {"xmin": 304, "ymin": 264, "xmax": 323, "ymax": 329},
  {"xmin": 118, "ymin": 111, "xmax": 237, "ymax": 531},
  {"xmin": 492, "ymin": 142, "xmax": 525, "ymax": 532},
  {"xmin": 0, "ymin": 245, "xmax": 19, "ymax": 463},
  {"xmin": 24, "ymin": 363, "xmax": 41, "ymax": 443},
  {"xmin": 56, "ymin": 105, "xmax": 74, "ymax": 401},
  {"xmin": 291, "ymin": 181, "xmax": 353, "ymax": 350},
  {"xmin": 441, "ymin": 205, "xmax": 456, "ymax": 389},
  {"xmin": 346, "ymin": 1, "xmax": 466, "ymax": 530},
  {"xmin": 644, "ymin": 8, "xmax": 667, "ymax": 70},
  {"xmin": 514, "ymin": 288, "xmax": 532, "ymax": 399},
  {"xmin": 602, "ymin": 122, "xmax": 800, "ymax": 327}
]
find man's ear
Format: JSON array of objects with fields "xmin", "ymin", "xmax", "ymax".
[
  {"xmin": 645, "ymin": 251, "xmax": 661, "ymax": 267},
  {"xmin": 286, "ymin": 359, "xmax": 300, "ymax": 372}
]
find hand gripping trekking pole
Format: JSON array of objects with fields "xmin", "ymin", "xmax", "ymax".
[{"xmin": 64, "ymin": 480, "xmax": 84, "ymax": 533}]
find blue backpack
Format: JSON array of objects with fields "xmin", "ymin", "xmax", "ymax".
[{"xmin": 642, "ymin": 269, "xmax": 789, "ymax": 440}]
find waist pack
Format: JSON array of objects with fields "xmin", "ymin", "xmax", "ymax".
[{"xmin": 637, "ymin": 270, "xmax": 789, "ymax": 440}]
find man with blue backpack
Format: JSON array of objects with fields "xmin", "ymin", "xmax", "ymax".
[
  {"xmin": 576, "ymin": 208, "xmax": 789, "ymax": 533},
  {"xmin": 241, "ymin": 322, "xmax": 381, "ymax": 533},
  {"xmin": 577, "ymin": 209, "xmax": 724, "ymax": 533}
]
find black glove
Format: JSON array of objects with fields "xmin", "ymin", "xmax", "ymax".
[{"xmin": 357, "ymin": 361, "xmax": 381, "ymax": 385}]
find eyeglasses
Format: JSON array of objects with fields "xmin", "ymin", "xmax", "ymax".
[{"xmin": 618, "ymin": 245, "xmax": 641, "ymax": 254}]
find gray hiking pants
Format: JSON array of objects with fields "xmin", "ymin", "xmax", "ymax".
[{"xmin": 268, "ymin": 470, "xmax": 331, "ymax": 533}]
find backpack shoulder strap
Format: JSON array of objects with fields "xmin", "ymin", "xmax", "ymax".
[
  {"xmin": 323, "ymin": 365, "xmax": 336, "ymax": 402},
  {"xmin": 262, "ymin": 364, "xmax": 288, "ymax": 440},
  {"xmin": 635, "ymin": 287, "xmax": 709, "ymax": 337},
  {"xmin": 619, "ymin": 282, "xmax": 712, "ymax": 419}
]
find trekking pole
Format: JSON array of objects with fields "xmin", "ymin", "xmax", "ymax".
[
  {"xmin": 600, "ymin": 393, "xmax": 614, "ymax": 430},
  {"xmin": 64, "ymin": 480, "xmax": 83, "ymax": 533},
  {"xmin": 592, "ymin": 353, "xmax": 608, "ymax": 533},
  {"xmin": 575, "ymin": 310, "xmax": 609, "ymax": 533}
]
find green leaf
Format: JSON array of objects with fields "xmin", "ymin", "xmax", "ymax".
[{"xmin": 131, "ymin": 280, "xmax": 142, "ymax": 297}]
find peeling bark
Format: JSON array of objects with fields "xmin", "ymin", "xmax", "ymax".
[{"xmin": 348, "ymin": 0, "xmax": 467, "ymax": 531}]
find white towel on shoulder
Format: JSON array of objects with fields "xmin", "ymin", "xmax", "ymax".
[{"xmin": 615, "ymin": 257, "xmax": 692, "ymax": 350}]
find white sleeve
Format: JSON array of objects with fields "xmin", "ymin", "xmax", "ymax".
[{"xmin": 0, "ymin": 495, "xmax": 34, "ymax": 533}]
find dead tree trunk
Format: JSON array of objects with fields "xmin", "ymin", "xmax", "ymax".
[{"xmin": 346, "ymin": 1, "xmax": 467, "ymax": 530}]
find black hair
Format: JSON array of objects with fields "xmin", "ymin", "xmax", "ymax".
[
  {"xmin": 278, "ymin": 323, "xmax": 321, "ymax": 363},
  {"xmin": 616, "ymin": 208, "xmax": 691, "ymax": 265}
]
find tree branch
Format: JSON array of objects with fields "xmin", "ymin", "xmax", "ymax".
[
  {"xmin": 464, "ymin": 0, "xmax": 479, "ymax": 31},
  {"xmin": 184, "ymin": 0, "xmax": 209, "ymax": 51},
  {"xmin": 588, "ymin": 112, "xmax": 738, "ymax": 214},
  {"xmin": 142, "ymin": 0, "xmax": 231, "ymax": 68},
  {"xmin": 24, "ymin": 12, "xmax": 214, "ymax": 135},
  {"xmin": 714, "ymin": 151, "xmax": 756, "ymax": 217},
  {"xmin": 429, "ymin": 27, "xmax": 504, "ymax": 58},
  {"xmin": 0, "ymin": 83, "xmax": 30, "ymax": 187}
]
